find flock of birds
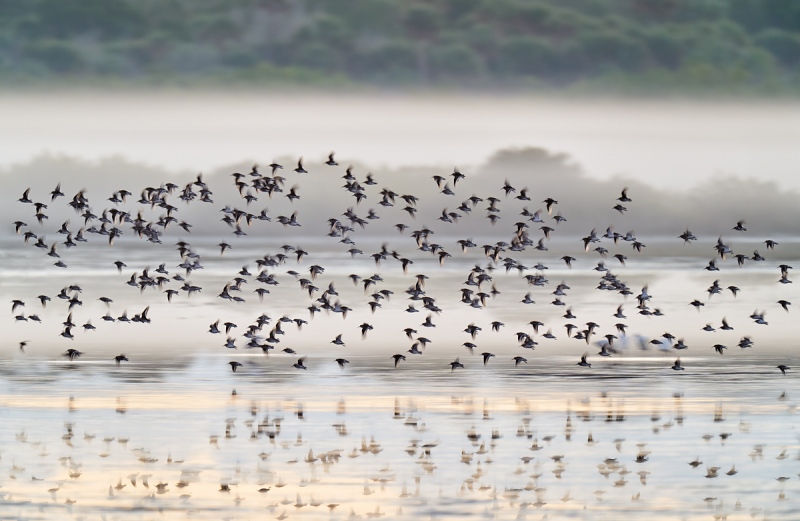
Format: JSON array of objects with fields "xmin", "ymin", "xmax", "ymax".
[
  {"xmin": 8, "ymin": 151, "xmax": 795, "ymax": 377},
  {"xmin": 5, "ymin": 151, "xmax": 800, "ymax": 520}
]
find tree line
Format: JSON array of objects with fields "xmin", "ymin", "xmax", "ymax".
[{"xmin": 2, "ymin": 0, "xmax": 799, "ymax": 93}]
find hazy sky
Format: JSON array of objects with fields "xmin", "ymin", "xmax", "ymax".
[{"xmin": 5, "ymin": 92, "xmax": 800, "ymax": 191}]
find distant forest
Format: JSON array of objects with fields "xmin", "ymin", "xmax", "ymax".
[{"xmin": 2, "ymin": 0, "xmax": 799, "ymax": 94}]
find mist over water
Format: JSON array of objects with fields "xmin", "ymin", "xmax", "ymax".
[
  {"xmin": 3, "ymin": 93, "xmax": 800, "ymax": 191},
  {"xmin": 2, "ymin": 93, "xmax": 800, "ymax": 520}
]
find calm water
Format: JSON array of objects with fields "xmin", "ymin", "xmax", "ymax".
[{"xmin": 2, "ymin": 162, "xmax": 799, "ymax": 520}]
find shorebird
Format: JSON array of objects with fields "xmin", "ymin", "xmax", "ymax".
[
  {"xmin": 678, "ymin": 228, "xmax": 697, "ymax": 244},
  {"xmin": 64, "ymin": 349, "xmax": 82, "ymax": 360},
  {"xmin": 325, "ymin": 152, "xmax": 338, "ymax": 166},
  {"xmin": 543, "ymin": 197, "xmax": 558, "ymax": 213},
  {"xmin": 18, "ymin": 187, "xmax": 32, "ymax": 203}
]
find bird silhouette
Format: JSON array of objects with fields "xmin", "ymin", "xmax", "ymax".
[{"xmin": 450, "ymin": 358, "xmax": 464, "ymax": 371}]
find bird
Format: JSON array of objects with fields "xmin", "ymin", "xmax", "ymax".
[
  {"xmin": 209, "ymin": 320, "xmax": 221, "ymax": 334},
  {"xmin": 451, "ymin": 168, "xmax": 465, "ymax": 185},
  {"xmin": 64, "ymin": 349, "xmax": 82, "ymax": 360},
  {"xmin": 114, "ymin": 355, "xmax": 128, "ymax": 365},
  {"xmin": 450, "ymin": 358, "xmax": 464, "ymax": 370},
  {"xmin": 229, "ymin": 361, "xmax": 243, "ymax": 372},
  {"xmin": 777, "ymin": 365, "xmax": 789, "ymax": 375},
  {"xmin": 335, "ymin": 358, "xmax": 349, "ymax": 369},
  {"xmin": 577, "ymin": 354, "xmax": 591, "ymax": 367},
  {"xmin": 50, "ymin": 183, "xmax": 64, "ymax": 201},
  {"xmin": 325, "ymin": 152, "xmax": 338, "ymax": 166},
  {"xmin": 481, "ymin": 352, "xmax": 495, "ymax": 365},
  {"xmin": 359, "ymin": 322, "xmax": 374, "ymax": 338},
  {"xmin": 293, "ymin": 357, "xmax": 307, "ymax": 370},
  {"xmin": 678, "ymin": 228, "xmax": 697, "ymax": 244},
  {"xmin": 391, "ymin": 354, "xmax": 406, "ymax": 367},
  {"xmin": 671, "ymin": 359, "xmax": 684, "ymax": 371},
  {"xmin": 18, "ymin": 187, "xmax": 32, "ymax": 203},
  {"xmin": 513, "ymin": 356, "xmax": 527, "ymax": 366}
]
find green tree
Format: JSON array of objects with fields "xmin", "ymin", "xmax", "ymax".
[
  {"xmin": 574, "ymin": 30, "xmax": 651, "ymax": 72},
  {"xmin": 643, "ymin": 27, "xmax": 684, "ymax": 68},
  {"xmin": 25, "ymin": 40, "xmax": 84, "ymax": 73},
  {"xmin": 754, "ymin": 28, "xmax": 800, "ymax": 65},
  {"xmin": 728, "ymin": 0, "xmax": 800, "ymax": 32},
  {"xmin": 190, "ymin": 14, "xmax": 239, "ymax": 48},
  {"xmin": 495, "ymin": 35, "xmax": 556, "ymax": 76},
  {"xmin": 32, "ymin": 0, "xmax": 145, "ymax": 39},
  {"xmin": 314, "ymin": 14, "xmax": 352, "ymax": 49},
  {"xmin": 404, "ymin": 4, "xmax": 443, "ymax": 39},
  {"xmin": 359, "ymin": 40, "xmax": 418, "ymax": 81},
  {"xmin": 430, "ymin": 42, "xmax": 484, "ymax": 80},
  {"xmin": 404, "ymin": 4, "xmax": 443, "ymax": 82},
  {"xmin": 292, "ymin": 41, "xmax": 344, "ymax": 72}
]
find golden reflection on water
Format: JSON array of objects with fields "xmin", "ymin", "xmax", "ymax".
[
  {"xmin": 2, "ymin": 388, "xmax": 793, "ymax": 416},
  {"xmin": 2, "ymin": 379, "xmax": 798, "ymax": 521}
]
